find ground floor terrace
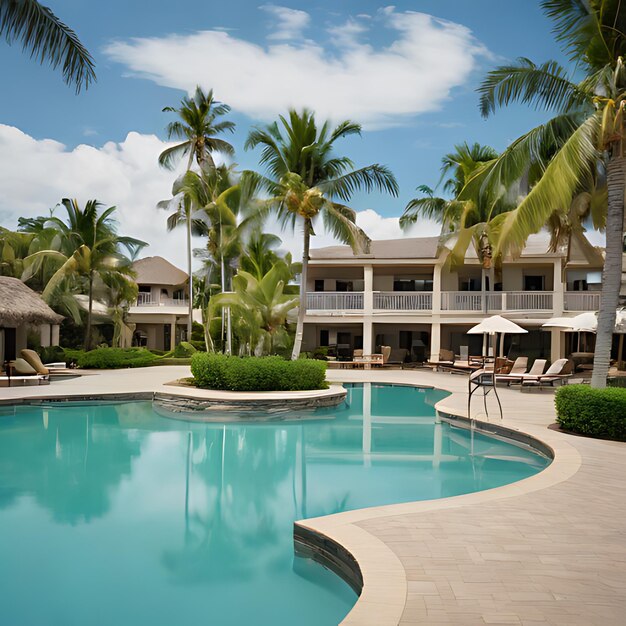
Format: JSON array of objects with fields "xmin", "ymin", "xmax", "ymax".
[
  {"xmin": 302, "ymin": 319, "xmax": 619, "ymax": 367},
  {"xmin": 1, "ymin": 366, "xmax": 624, "ymax": 625}
]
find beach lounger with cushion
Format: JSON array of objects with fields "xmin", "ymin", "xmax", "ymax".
[
  {"xmin": 21, "ymin": 349, "xmax": 50, "ymax": 377},
  {"xmin": 520, "ymin": 358, "xmax": 572, "ymax": 390},
  {"xmin": 496, "ymin": 358, "xmax": 545, "ymax": 385}
]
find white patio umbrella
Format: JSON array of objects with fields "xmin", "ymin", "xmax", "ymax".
[
  {"xmin": 542, "ymin": 309, "xmax": 626, "ymax": 362},
  {"xmin": 468, "ymin": 315, "xmax": 528, "ymax": 358}
]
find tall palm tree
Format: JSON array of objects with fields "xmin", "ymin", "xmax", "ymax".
[
  {"xmin": 158, "ymin": 87, "xmax": 236, "ymax": 340},
  {"xmin": 475, "ymin": 0, "xmax": 626, "ymax": 387},
  {"xmin": 244, "ymin": 109, "xmax": 399, "ymax": 359},
  {"xmin": 24, "ymin": 199, "xmax": 146, "ymax": 349},
  {"xmin": 0, "ymin": 0, "xmax": 95, "ymax": 92},
  {"xmin": 158, "ymin": 87, "xmax": 235, "ymax": 171}
]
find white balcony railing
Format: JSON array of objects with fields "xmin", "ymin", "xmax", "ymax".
[
  {"xmin": 374, "ymin": 291, "xmax": 432, "ymax": 310},
  {"xmin": 304, "ymin": 289, "xmax": 599, "ymax": 314},
  {"xmin": 441, "ymin": 291, "xmax": 554, "ymax": 312},
  {"xmin": 135, "ymin": 292, "xmax": 188, "ymax": 307},
  {"xmin": 564, "ymin": 291, "xmax": 601, "ymax": 311},
  {"xmin": 306, "ymin": 292, "xmax": 364, "ymax": 311}
]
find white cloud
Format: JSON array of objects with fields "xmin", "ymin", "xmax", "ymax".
[
  {"xmin": 260, "ymin": 5, "xmax": 310, "ymax": 41},
  {"xmin": 104, "ymin": 7, "xmax": 489, "ymax": 129},
  {"xmin": 0, "ymin": 125, "xmax": 439, "ymax": 269}
]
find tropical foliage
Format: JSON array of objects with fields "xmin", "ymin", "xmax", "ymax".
[
  {"xmin": 243, "ymin": 109, "xmax": 399, "ymax": 358},
  {"xmin": 0, "ymin": 0, "xmax": 95, "ymax": 91},
  {"xmin": 471, "ymin": 0, "xmax": 626, "ymax": 387}
]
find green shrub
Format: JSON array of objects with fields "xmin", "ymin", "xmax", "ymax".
[
  {"xmin": 36, "ymin": 345, "xmax": 66, "ymax": 364},
  {"xmin": 190, "ymin": 353, "xmax": 327, "ymax": 391},
  {"xmin": 189, "ymin": 339, "xmax": 207, "ymax": 352},
  {"xmin": 73, "ymin": 347, "xmax": 159, "ymax": 369},
  {"xmin": 555, "ymin": 384, "xmax": 626, "ymax": 441},
  {"xmin": 173, "ymin": 341, "xmax": 197, "ymax": 358}
]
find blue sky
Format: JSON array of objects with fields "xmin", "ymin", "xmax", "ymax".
[{"xmin": 0, "ymin": 1, "xmax": 572, "ymax": 265}]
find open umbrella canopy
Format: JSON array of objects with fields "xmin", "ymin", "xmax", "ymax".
[
  {"xmin": 468, "ymin": 315, "xmax": 528, "ymax": 335},
  {"xmin": 542, "ymin": 310, "xmax": 626, "ymax": 333}
]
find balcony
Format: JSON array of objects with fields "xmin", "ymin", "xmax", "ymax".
[
  {"xmin": 304, "ymin": 289, "xmax": 601, "ymax": 314},
  {"xmin": 441, "ymin": 291, "xmax": 554, "ymax": 312},
  {"xmin": 374, "ymin": 291, "xmax": 433, "ymax": 311},
  {"xmin": 306, "ymin": 291, "xmax": 364, "ymax": 311},
  {"xmin": 135, "ymin": 292, "xmax": 189, "ymax": 307},
  {"xmin": 564, "ymin": 292, "xmax": 601, "ymax": 311}
]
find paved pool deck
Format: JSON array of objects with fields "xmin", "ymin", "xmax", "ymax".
[{"xmin": 1, "ymin": 366, "xmax": 624, "ymax": 625}]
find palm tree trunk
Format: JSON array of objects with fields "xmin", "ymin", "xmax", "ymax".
[
  {"xmin": 291, "ymin": 219, "xmax": 310, "ymax": 360},
  {"xmin": 591, "ymin": 155, "xmax": 625, "ymax": 388},
  {"xmin": 85, "ymin": 271, "xmax": 94, "ymax": 350},
  {"xmin": 186, "ymin": 213, "xmax": 193, "ymax": 343}
]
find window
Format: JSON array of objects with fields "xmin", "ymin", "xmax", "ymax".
[
  {"xmin": 524, "ymin": 275, "xmax": 545, "ymax": 291},
  {"xmin": 393, "ymin": 279, "xmax": 433, "ymax": 292},
  {"xmin": 314, "ymin": 280, "xmax": 325, "ymax": 292},
  {"xmin": 336, "ymin": 281, "xmax": 353, "ymax": 292},
  {"xmin": 138, "ymin": 285, "xmax": 151, "ymax": 293},
  {"xmin": 460, "ymin": 278, "xmax": 480, "ymax": 292},
  {"xmin": 319, "ymin": 329, "xmax": 329, "ymax": 346}
]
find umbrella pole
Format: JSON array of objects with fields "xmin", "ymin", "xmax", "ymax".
[{"xmin": 499, "ymin": 332, "xmax": 504, "ymax": 358}]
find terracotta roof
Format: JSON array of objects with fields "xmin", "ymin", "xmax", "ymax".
[
  {"xmin": 133, "ymin": 256, "xmax": 188, "ymax": 286},
  {"xmin": 0, "ymin": 277, "xmax": 64, "ymax": 326}
]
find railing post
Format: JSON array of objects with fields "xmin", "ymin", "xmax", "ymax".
[
  {"xmin": 501, "ymin": 292, "xmax": 507, "ymax": 311},
  {"xmin": 553, "ymin": 259, "xmax": 564, "ymax": 315}
]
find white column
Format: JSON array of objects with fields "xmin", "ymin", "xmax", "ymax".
[
  {"xmin": 553, "ymin": 259, "xmax": 564, "ymax": 315},
  {"xmin": 39, "ymin": 324, "xmax": 51, "ymax": 348},
  {"xmin": 170, "ymin": 319, "xmax": 176, "ymax": 351},
  {"xmin": 363, "ymin": 265, "xmax": 373, "ymax": 312},
  {"xmin": 432, "ymin": 264, "xmax": 442, "ymax": 314},
  {"xmin": 550, "ymin": 328, "xmax": 563, "ymax": 362},
  {"xmin": 51, "ymin": 324, "xmax": 60, "ymax": 346},
  {"xmin": 363, "ymin": 265, "xmax": 374, "ymax": 354},
  {"xmin": 363, "ymin": 319, "xmax": 373, "ymax": 355},
  {"xmin": 430, "ymin": 322, "xmax": 441, "ymax": 362}
]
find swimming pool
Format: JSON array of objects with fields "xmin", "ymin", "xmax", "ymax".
[{"xmin": 0, "ymin": 384, "xmax": 549, "ymax": 626}]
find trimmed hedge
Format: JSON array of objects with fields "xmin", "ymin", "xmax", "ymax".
[
  {"xmin": 71, "ymin": 347, "xmax": 159, "ymax": 369},
  {"xmin": 555, "ymin": 384, "xmax": 626, "ymax": 441},
  {"xmin": 190, "ymin": 353, "xmax": 327, "ymax": 391}
]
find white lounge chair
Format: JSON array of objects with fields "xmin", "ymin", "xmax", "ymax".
[
  {"xmin": 521, "ymin": 358, "xmax": 571, "ymax": 390},
  {"xmin": 496, "ymin": 358, "xmax": 546, "ymax": 386}
]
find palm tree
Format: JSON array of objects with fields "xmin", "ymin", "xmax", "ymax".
[
  {"xmin": 0, "ymin": 0, "xmax": 95, "ymax": 92},
  {"xmin": 244, "ymin": 109, "xmax": 399, "ymax": 359},
  {"xmin": 24, "ymin": 199, "xmax": 146, "ymax": 349},
  {"xmin": 210, "ymin": 261, "xmax": 300, "ymax": 355},
  {"xmin": 158, "ymin": 87, "xmax": 235, "ymax": 171},
  {"xmin": 401, "ymin": 143, "xmax": 514, "ymax": 314},
  {"xmin": 158, "ymin": 88, "xmax": 236, "ymax": 340},
  {"xmin": 475, "ymin": 0, "xmax": 626, "ymax": 387}
]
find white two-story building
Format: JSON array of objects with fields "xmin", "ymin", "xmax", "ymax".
[
  {"xmin": 127, "ymin": 256, "xmax": 191, "ymax": 351},
  {"xmin": 302, "ymin": 233, "xmax": 606, "ymax": 364}
]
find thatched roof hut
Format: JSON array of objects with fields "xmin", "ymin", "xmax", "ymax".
[{"xmin": 0, "ymin": 276, "xmax": 64, "ymax": 326}]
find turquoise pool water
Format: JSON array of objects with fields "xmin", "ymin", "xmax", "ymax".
[{"xmin": 0, "ymin": 384, "xmax": 549, "ymax": 626}]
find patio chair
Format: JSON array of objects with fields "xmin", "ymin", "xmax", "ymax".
[
  {"xmin": 384, "ymin": 347, "xmax": 409, "ymax": 368},
  {"xmin": 496, "ymin": 358, "xmax": 545, "ymax": 386},
  {"xmin": 521, "ymin": 358, "xmax": 572, "ymax": 390},
  {"xmin": 21, "ymin": 349, "xmax": 50, "ymax": 376}
]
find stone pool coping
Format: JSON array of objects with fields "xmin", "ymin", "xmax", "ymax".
[{"xmin": 295, "ymin": 371, "xmax": 583, "ymax": 626}]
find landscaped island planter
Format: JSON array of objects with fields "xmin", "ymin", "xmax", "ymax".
[
  {"xmin": 190, "ymin": 353, "xmax": 328, "ymax": 391},
  {"xmin": 555, "ymin": 384, "xmax": 626, "ymax": 441}
]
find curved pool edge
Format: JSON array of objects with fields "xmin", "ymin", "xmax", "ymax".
[{"xmin": 296, "ymin": 379, "xmax": 582, "ymax": 626}]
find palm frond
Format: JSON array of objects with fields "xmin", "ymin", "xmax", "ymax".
[
  {"xmin": 318, "ymin": 164, "xmax": 399, "ymax": 201},
  {"xmin": 322, "ymin": 203, "xmax": 371, "ymax": 254},
  {"xmin": 158, "ymin": 142, "xmax": 190, "ymax": 170},
  {"xmin": 478, "ymin": 57, "xmax": 592, "ymax": 117},
  {"xmin": 492, "ymin": 112, "xmax": 601, "ymax": 257},
  {"xmin": 0, "ymin": 0, "xmax": 95, "ymax": 92}
]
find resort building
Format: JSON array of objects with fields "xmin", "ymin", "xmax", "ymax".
[
  {"xmin": 0, "ymin": 276, "xmax": 63, "ymax": 364},
  {"xmin": 302, "ymin": 233, "xmax": 606, "ymax": 363},
  {"xmin": 127, "ymin": 256, "xmax": 191, "ymax": 351}
]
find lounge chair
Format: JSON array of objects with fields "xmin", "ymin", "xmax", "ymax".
[
  {"xmin": 521, "ymin": 358, "xmax": 572, "ymax": 390},
  {"xmin": 496, "ymin": 358, "xmax": 546, "ymax": 386},
  {"xmin": 21, "ymin": 349, "xmax": 50, "ymax": 377},
  {"xmin": 384, "ymin": 347, "xmax": 409, "ymax": 368}
]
